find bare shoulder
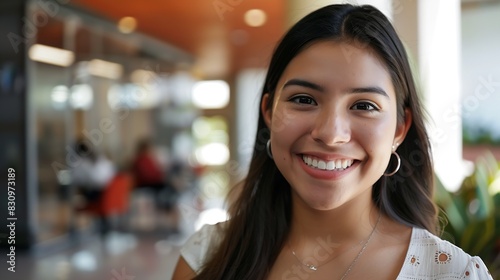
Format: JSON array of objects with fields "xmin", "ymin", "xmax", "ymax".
[{"xmin": 172, "ymin": 256, "xmax": 196, "ymax": 280}]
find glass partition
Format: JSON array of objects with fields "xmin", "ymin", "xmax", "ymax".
[{"xmin": 30, "ymin": 3, "xmax": 195, "ymax": 244}]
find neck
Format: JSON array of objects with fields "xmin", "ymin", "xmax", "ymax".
[{"xmin": 287, "ymin": 189, "xmax": 380, "ymax": 251}]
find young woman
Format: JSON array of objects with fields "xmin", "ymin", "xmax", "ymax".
[{"xmin": 173, "ymin": 4, "xmax": 493, "ymax": 280}]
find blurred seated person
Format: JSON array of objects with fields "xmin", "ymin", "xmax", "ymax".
[
  {"xmin": 131, "ymin": 138, "xmax": 166, "ymax": 192},
  {"xmin": 131, "ymin": 139, "xmax": 183, "ymax": 230},
  {"xmin": 71, "ymin": 139, "xmax": 115, "ymax": 207}
]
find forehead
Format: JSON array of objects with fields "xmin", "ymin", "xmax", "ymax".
[{"xmin": 277, "ymin": 41, "xmax": 394, "ymax": 95}]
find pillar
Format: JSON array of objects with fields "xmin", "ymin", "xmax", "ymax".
[
  {"xmin": 0, "ymin": 0, "xmax": 36, "ymax": 252},
  {"xmin": 394, "ymin": 0, "xmax": 465, "ymax": 191},
  {"xmin": 235, "ymin": 69, "xmax": 266, "ymax": 177}
]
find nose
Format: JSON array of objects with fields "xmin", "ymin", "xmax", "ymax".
[{"xmin": 310, "ymin": 108, "xmax": 351, "ymax": 145}]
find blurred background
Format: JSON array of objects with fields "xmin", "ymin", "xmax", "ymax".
[{"xmin": 0, "ymin": 0, "xmax": 499, "ymax": 279}]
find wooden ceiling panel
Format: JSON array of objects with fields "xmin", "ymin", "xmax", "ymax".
[{"xmin": 71, "ymin": 0, "xmax": 286, "ymax": 77}]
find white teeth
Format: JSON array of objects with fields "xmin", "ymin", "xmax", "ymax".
[
  {"xmin": 326, "ymin": 161, "xmax": 335, "ymax": 170},
  {"xmin": 302, "ymin": 155, "xmax": 354, "ymax": 171}
]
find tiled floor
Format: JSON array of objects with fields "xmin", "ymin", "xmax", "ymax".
[
  {"xmin": 8, "ymin": 230, "xmax": 185, "ymax": 280},
  {"xmin": 2, "ymin": 188, "xmax": 208, "ymax": 280}
]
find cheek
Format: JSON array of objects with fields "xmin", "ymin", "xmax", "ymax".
[
  {"xmin": 270, "ymin": 110, "xmax": 308, "ymax": 157},
  {"xmin": 356, "ymin": 118, "xmax": 396, "ymax": 156},
  {"xmin": 269, "ymin": 107, "xmax": 300, "ymax": 134}
]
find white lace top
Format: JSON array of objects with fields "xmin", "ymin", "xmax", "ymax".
[{"xmin": 180, "ymin": 223, "xmax": 493, "ymax": 279}]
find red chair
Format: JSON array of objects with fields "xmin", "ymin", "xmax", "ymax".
[
  {"xmin": 84, "ymin": 172, "xmax": 133, "ymax": 217},
  {"xmin": 102, "ymin": 172, "xmax": 132, "ymax": 216}
]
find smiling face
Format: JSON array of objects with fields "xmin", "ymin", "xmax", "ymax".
[{"xmin": 262, "ymin": 40, "xmax": 411, "ymax": 211}]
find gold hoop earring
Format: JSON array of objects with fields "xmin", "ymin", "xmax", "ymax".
[
  {"xmin": 384, "ymin": 151, "xmax": 401, "ymax": 176},
  {"xmin": 266, "ymin": 139, "xmax": 273, "ymax": 159}
]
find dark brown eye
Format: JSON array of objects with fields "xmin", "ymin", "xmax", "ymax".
[
  {"xmin": 290, "ymin": 96, "xmax": 317, "ymax": 105},
  {"xmin": 351, "ymin": 102, "xmax": 378, "ymax": 111}
]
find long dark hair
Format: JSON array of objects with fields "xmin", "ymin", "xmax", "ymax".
[{"xmin": 194, "ymin": 4, "xmax": 437, "ymax": 279}]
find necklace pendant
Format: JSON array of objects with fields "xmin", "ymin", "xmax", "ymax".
[{"xmin": 306, "ymin": 264, "xmax": 318, "ymax": 271}]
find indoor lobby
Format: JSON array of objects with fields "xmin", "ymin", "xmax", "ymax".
[{"xmin": 1, "ymin": 0, "xmax": 500, "ymax": 279}]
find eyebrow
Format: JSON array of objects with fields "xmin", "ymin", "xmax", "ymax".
[
  {"xmin": 348, "ymin": 86, "xmax": 389, "ymax": 98},
  {"xmin": 282, "ymin": 79, "xmax": 324, "ymax": 92},
  {"xmin": 282, "ymin": 78, "xmax": 389, "ymax": 98}
]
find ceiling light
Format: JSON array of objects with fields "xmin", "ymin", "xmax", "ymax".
[
  {"xmin": 87, "ymin": 59, "xmax": 123, "ymax": 80},
  {"xmin": 118, "ymin": 17, "xmax": 137, "ymax": 34},
  {"xmin": 244, "ymin": 9, "xmax": 267, "ymax": 27},
  {"xmin": 28, "ymin": 44, "xmax": 74, "ymax": 67}
]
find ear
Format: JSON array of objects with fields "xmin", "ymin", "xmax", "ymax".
[
  {"xmin": 393, "ymin": 108, "xmax": 412, "ymax": 147},
  {"xmin": 261, "ymin": 93, "xmax": 272, "ymax": 129}
]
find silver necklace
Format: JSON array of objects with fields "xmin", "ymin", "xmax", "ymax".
[
  {"xmin": 290, "ymin": 214, "xmax": 381, "ymax": 279},
  {"xmin": 290, "ymin": 239, "xmax": 363, "ymax": 271},
  {"xmin": 291, "ymin": 250, "xmax": 320, "ymax": 271}
]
